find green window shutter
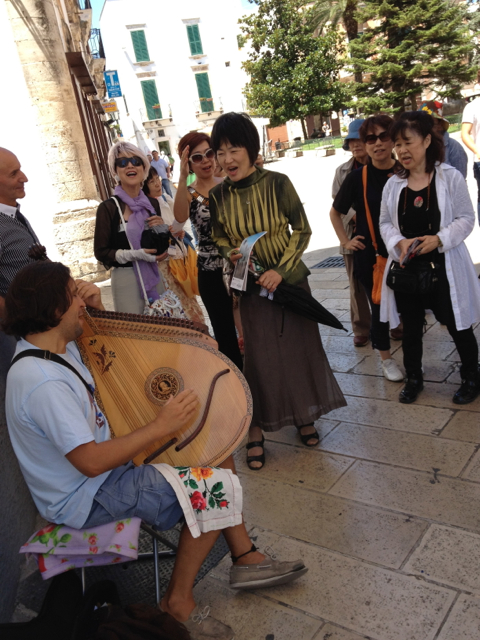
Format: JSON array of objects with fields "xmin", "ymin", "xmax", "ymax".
[
  {"xmin": 187, "ymin": 24, "xmax": 203, "ymax": 56},
  {"xmin": 195, "ymin": 73, "xmax": 214, "ymax": 113},
  {"xmin": 131, "ymin": 30, "xmax": 150, "ymax": 62},
  {"xmin": 141, "ymin": 80, "xmax": 162, "ymax": 120}
]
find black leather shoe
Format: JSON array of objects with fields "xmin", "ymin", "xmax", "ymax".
[
  {"xmin": 453, "ymin": 376, "xmax": 480, "ymax": 405},
  {"xmin": 399, "ymin": 376, "xmax": 423, "ymax": 404}
]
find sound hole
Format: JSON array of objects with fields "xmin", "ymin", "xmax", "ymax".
[{"xmin": 145, "ymin": 368, "xmax": 184, "ymax": 406}]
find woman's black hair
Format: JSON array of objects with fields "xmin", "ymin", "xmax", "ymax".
[
  {"xmin": 210, "ymin": 112, "xmax": 260, "ymax": 165},
  {"xmin": 391, "ymin": 111, "xmax": 445, "ymax": 177},
  {"xmin": 2, "ymin": 262, "xmax": 73, "ymax": 338},
  {"xmin": 358, "ymin": 114, "xmax": 394, "ymax": 143},
  {"xmin": 142, "ymin": 166, "xmax": 159, "ymax": 196}
]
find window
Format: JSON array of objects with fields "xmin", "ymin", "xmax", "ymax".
[
  {"xmin": 187, "ymin": 24, "xmax": 203, "ymax": 56},
  {"xmin": 141, "ymin": 80, "xmax": 162, "ymax": 120},
  {"xmin": 195, "ymin": 73, "xmax": 213, "ymax": 113},
  {"xmin": 131, "ymin": 30, "xmax": 150, "ymax": 62}
]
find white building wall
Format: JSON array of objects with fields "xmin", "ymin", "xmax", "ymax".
[{"xmin": 100, "ymin": 0, "xmax": 248, "ymax": 171}]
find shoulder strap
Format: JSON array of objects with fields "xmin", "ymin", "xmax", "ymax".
[
  {"xmin": 10, "ymin": 350, "xmax": 94, "ymax": 398},
  {"xmin": 362, "ymin": 165, "xmax": 379, "ymax": 253},
  {"xmin": 188, "ymin": 187, "xmax": 209, "ymax": 207}
]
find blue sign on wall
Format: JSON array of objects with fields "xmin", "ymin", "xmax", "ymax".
[{"xmin": 104, "ymin": 70, "xmax": 122, "ymax": 98}]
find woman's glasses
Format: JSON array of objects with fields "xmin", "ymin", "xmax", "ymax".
[
  {"xmin": 365, "ymin": 132, "xmax": 391, "ymax": 145},
  {"xmin": 115, "ymin": 156, "xmax": 144, "ymax": 168},
  {"xmin": 189, "ymin": 148, "xmax": 215, "ymax": 164}
]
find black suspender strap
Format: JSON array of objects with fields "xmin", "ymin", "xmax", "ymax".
[{"xmin": 10, "ymin": 350, "xmax": 94, "ymax": 398}]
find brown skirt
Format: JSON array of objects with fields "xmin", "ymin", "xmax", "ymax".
[{"xmin": 240, "ymin": 280, "xmax": 347, "ymax": 432}]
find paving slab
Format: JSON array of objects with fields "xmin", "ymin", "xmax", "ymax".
[
  {"xmin": 310, "ymin": 280, "xmax": 350, "ymax": 289},
  {"xmin": 405, "ymin": 524, "xmax": 480, "ymax": 594},
  {"xmin": 319, "ymin": 423, "xmax": 476, "ymax": 476},
  {"xmin": 327, "ymin": 353, "xmax": 367, "ymax": 373},
  {"xmin": 330, "ymin": 461, "xmax": 480, "ymax": 532},
  {"xmin": 237, "ymin": 478, "xmax": 427, "ymax": 569},
  {"xmin": 319, "ymin": 336, "xmax": 361, "ymax": 353},
  {"xmin": 312, "ymin": 289, "xmax": 351, "ymax": 299},
  {"xmin": 308, "ymin": 272, "xmax": 346, "ymax": 282},
  {"xmin": 209, "ymin": 530, "xmax": 455, "ymax": 640},
  {"xmin": 441, "ymin": 411, "xmax": 480, "ymax": 443},
  {"xmin": 192, "ymin": 576, "xmax": 322, "ymax": 640},
  {"xmin": 409, "ymin": 381, "xmax": 480, "ymax": 411},
  {"xmin": 326, "ymin": 396, "xmax": 453, "ymax": 436},
  {"xmin": 423, "ymin": 322, "xmax": 455, "ymax": 342},
  {"xmin": 319, "ymin": 322, "xmax": 353, "ymax": 336},
  {"xmin": 461, "ymin": 448, "xmax": 480, "ymax": 482},
  {"xmin": 313, "ymin": 624, "xmax": 375, "ymax": 640},
  {"xmin": 321, "ymin": 298, "xmax": 352, "ymax": 311},
  {"xmin": 234, "ymin": 440, "xmax": 353, "ymax": 492},
  {"xmin": 334, "ymin": 372, "xmax": 399, "ymax": 401},
  {"xmin": 436, "ymin": 594, "xmax": 480, "ymax": 640}
]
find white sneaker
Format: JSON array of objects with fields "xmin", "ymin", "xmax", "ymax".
[{"xmin": 381, "ymin": 358, "xmax": 404, "ymax": 382}]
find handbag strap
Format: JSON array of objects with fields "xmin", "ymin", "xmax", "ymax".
[
  {"xmin": 188, "ymin": 187, "xmax": 209, "ymax": 207},
  {"xmin": 111, "ymin": 196, "xmax": 150, "ymax": 305},
  {"xmin": 10, "ymin": 350, "xmax": 94, "ymax": 398},
  {"xmin": 362, "ymin": 165, "xmax": 379, "ymax": 255}
]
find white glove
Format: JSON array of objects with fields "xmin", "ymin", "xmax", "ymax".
[{"xmin": 115, "ymin": 249, "xmax": 156, "ymax": 264}]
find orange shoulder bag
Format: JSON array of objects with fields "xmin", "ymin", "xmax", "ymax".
[{"xmin": 362, "ymin": 165, "xmax": 387, "ymax": 305}]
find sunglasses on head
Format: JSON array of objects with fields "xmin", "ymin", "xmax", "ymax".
[
  {"xmin": 189, "ymin": 148, "xmax": 215, "ymax": 164},
  {"xmin": 115, "ymin": 156, "xmax": 144, "ymax": 169},
  {"xmin": 365, "ymin": 131, "xmax": 391, "ymax": 145}
]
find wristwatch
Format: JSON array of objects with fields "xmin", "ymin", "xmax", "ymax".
[{"xmin": 437, "ymin": 236, "xmax": 443, "ymax": 248}]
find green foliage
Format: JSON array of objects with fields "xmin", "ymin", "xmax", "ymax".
[
  {"xmin": 240, "ymin": 0, "xmax": 350, "ymax": 127},
  {"xmin": 349, "ymin": 0, "xmax": 477, "ymax": 113}
]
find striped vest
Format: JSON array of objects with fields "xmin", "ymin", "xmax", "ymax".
[{"xmin": 0, "ymin": 212, "xmax": 39, "ymax": 296}]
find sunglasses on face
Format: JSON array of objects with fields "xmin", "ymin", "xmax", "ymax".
[
  {"xmin": 189, "ymin": 148, "xmax": 215, "ymax": 164},
  {"xmin": 114, "ymin": 156, "xmax": 144, "ymax": 169},
  {"xmin": 365, "ymin": 132, "xmax": 391, "ymax": 145}
]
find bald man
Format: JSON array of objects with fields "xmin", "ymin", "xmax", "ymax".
[{"xmin": 0, "ymin": 148, "xmax": 38, "ymax": 320}]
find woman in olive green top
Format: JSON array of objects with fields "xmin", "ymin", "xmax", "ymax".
[{"xmin": 210, "ymin": 112, "xmax": 346, "ymax": 470}]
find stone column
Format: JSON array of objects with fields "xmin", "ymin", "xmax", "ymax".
[{"xmin": 4, "ymin": 0, "xmax": 107, "ymax": 281}]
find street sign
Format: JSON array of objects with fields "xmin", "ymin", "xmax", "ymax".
[
  {"xmin": 104, "ymin": 70, "xmax": 122, "ymax": 98},
  {"xmin": 102, "ymin": 100, "xmax": 118, "ymax": 113}
]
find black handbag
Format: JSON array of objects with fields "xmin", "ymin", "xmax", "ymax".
[
  {"xmin": 140, "ymin": 222, "xmax": 171, "ymax": 255},
  {"xmin": 386, "ymin": 260, "xmax": 440, "ymax": 295}
]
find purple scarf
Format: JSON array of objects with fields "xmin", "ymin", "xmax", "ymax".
[{"xmin": 114, "ymin": 185, "xmax": 160, "ymax": 302}]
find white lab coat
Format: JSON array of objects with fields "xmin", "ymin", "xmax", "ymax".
[{"xmin": 379, "ymin": 163, "xmax": 480, "ymax": 330}]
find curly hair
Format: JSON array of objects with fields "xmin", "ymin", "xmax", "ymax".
[
  {"xmin": 2, "ymin": 262, "xmax": 72, "ymax": 338},
  {"xmin": 391, "ymin": 111, "xmax": 445, "ymax": 177}
]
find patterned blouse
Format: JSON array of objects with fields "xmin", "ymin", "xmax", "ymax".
[
  {"xmin": 209, "ymin": 167, "xmax": 311, "ymax": 285},
  {"xmin": 188, "ymin": 188, "xmax": 223, "ymax": 271}
]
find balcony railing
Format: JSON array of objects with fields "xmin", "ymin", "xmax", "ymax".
[
  {"xmin": 78, "ymin": 0, "xmax": 92, "ymax": 9},
  {"xmin": 89, "ymin": 28, "xmax": 105, "ymax": 59}
]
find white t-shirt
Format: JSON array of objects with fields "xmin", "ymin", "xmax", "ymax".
[
  {"xmin": 461, "ymin": 97, "xmax": 480, "ymax": 161},
  {"xmin": 6, "ymin": 339, "xmax": 112, "ymax": 528}
]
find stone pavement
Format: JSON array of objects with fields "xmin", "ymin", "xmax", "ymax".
[{"xmin": 183, "ymin": 252, "xmax": 480, "ymax": 640}]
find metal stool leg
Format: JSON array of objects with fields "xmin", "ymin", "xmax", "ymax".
[{"xmin": 153, "ymin": 536, "xmax": 160, "ymax": 604}]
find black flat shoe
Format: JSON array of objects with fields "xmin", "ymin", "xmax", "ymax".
[
  {"xmin": 297, "ymin": 425, "xmax": 320, "ymax": 447},
  {"xmin": 399, "ymin": 376, "xmax": 423, "ymax": 404},
  {"xmin": 246, "ymin": 435, "xmax": 265, "ymax": 470}
]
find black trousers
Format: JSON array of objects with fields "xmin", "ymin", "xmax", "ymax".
[
  {"xmin": 198, "ymin": 267, "xmax": 243, "ymax": 371},
  {"xmin": 361, "ymin": 283, "xmax": 391, "ymax": 352},
  {"xmin": 395, "ymin": 285, "xmax": 478, "ymax": 379}
]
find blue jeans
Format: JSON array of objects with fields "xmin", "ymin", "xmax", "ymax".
[
  {"xmin": 162, "ymin": 178, "xmax": 173, "ymax": 198},
  {"xmin": 473, "ymin": 162, "xmax": 480, "ymax": 224},
  {"xmin": 83, "ymin": 462, "xmax": 183, "ymax": 530}
]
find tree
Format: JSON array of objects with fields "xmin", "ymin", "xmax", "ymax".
[
  {"xmin": 240, "ymin": 0, "xmax": 350, "ymax": 138},
  {"xmin": 308, "ymin": 0, "xmax": 359, "ymax": 43},
  {"xmin": 349, "ymin": 0, "xmax": 477, "ymax": 113}
]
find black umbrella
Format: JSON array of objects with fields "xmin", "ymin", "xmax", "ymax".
[{"xmin": 246, "ymin": 278, "xmax": 347, "ymax": 333}]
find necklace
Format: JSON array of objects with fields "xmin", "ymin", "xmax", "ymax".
[{"xmin": 403, "ymin": 172, "xmax": 431, "ymax": 214}]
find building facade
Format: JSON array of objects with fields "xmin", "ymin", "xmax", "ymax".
[{"xmin": 100, "ymin": 0, "xmax": 248, "ymax": 166}]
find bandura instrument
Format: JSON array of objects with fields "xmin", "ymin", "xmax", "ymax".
[{"xmin": 77, "ymin": 308, "xmax": 252, "ymax": 467}]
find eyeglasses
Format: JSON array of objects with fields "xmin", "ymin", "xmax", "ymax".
[
  {"xmin": 114, "ymin": 156, "xmax": 144, "ymax": 169},
  {"xmin": 365, "ymin": 132, "xmax": 391, "ymax": 145},
  {"xmin": 189, "ymin": 148, "xmax": 215, "ymax": 164}
]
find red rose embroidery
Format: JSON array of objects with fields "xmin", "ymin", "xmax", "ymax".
[
  {"xmin": 219, "ymin": 501, "xmax": 228, "ymax": 508},
  {"xmin": 179, "ymin": 473, "xmax": 186, "ymax": 478},
  {"xmin": 88, "ymin": 535, "xmax": 97, "ymax": 545},
  {"xmin": 89, "ymin": 546, "xmax": 98, "ymax": 554},
  {"xmin": 38, "ymin": 524, "xmax": 56, "ymax": 536},
  {"xmin": 38, "ymin": 555, "xmax": 47, "ymax": 573},
  {"xmin": 115, "ymin": 522, "xmax": 125, "ymax": 533},
  {"xmin": 190, "ymin": 491, "xmax": 206, "ymax": 511}
]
